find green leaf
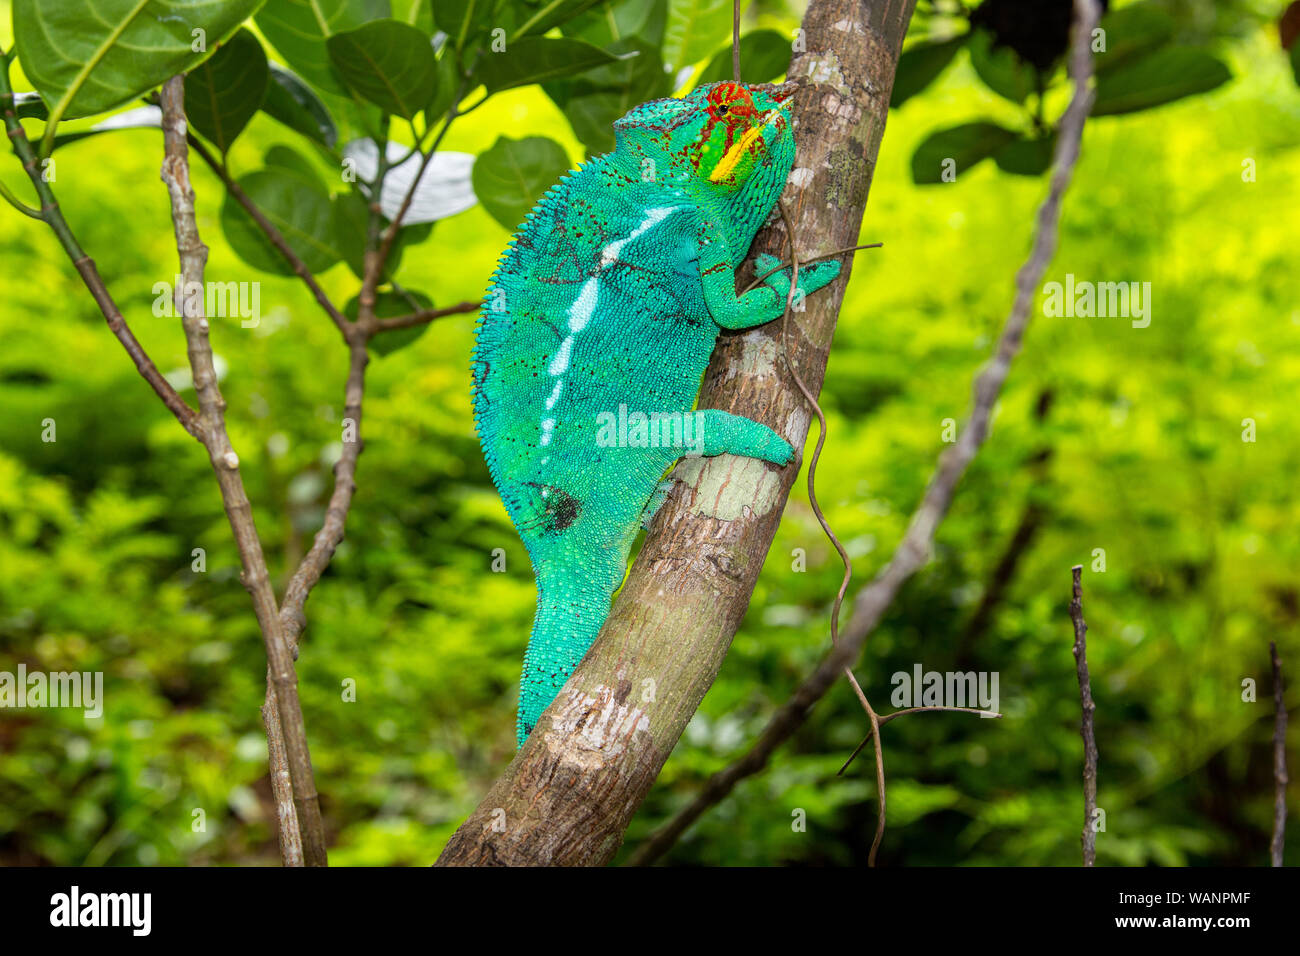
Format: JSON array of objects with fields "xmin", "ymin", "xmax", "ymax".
[
  {"xmin": 563, "ymin": 0, "xmax": 668, "ymax": 47},
  {"xmin": 327, "ymin": 19, "xmax": 436, "ymax": 119},
  {"xmin": 256, "ymin": 0, "xmax": 391, "ymax": 95},
  {"xmin": 473, "ymin": 37, "xmax": 622, "ymax": 94},
  {"xmin": 427, "ymin": 52, "xmax": 461, "ymax": 122},
  {"xmin": 662, "ymin": 0, "xmax": 732, "ymax": 73},
  {"xmin": 547, "ymin": 38, "xmax": 669, "ymax": 153},
  {"xmin": 890, "ymin": 34, "xmax": 966, "ymax": 108},
  {"xmin": 433, "ymin": 0, "xmax": 492, "ymax": 49},
  {"xmin": 348, "ymin": 291, "xmax": 436, "ymax": 355},
  {"xmin": 263, "ymin": 144, "xmax": 328, "ymax": 189},
  {"xmin": 471, "ymin": 135, "xmax": 571, "ymax": 231},
  {"xmin": 390, "ymin": 0, "xmax": 432, "ymax": 32},
  {"xmin": 1094, "ymin": 2, "xmax": 1175, "ymax": 75},
  {"xmin": 510, "ymin": 0, "xmax": 607, "ymax": 40},
  {"xmin": 911, "ymin": 122, "xmax": 1018, "ymax": 184},
  {"xmin": 994, "ymin": 134, "xmax": 1056, "ymax": 177},
  {"xmin": 697, "ymin": 30, "xmax": 791, "ymax": 86},
  {"xmin": 968, "ymin": 29, "xmax": 1037, "ymax": 104},
  {"xmin": 262, "ymin": 63, "xmax": 339, "ymax": 147},
  {"xmin": 184, "ymin": 29, "xmax": 269, "ymax": 155},
  {"xmin": 1092, "ymin": 48, "xmax": 1231, "ymax": 116},
  {"xmin": 13, "ymin": 0, "xmax": 268, "ymax": 130},
  {"xmin": 220, "ymin": 168, "xmax": 340, "ymax": 274}
]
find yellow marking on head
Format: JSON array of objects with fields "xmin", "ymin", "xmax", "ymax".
[{"xmin": 708, "ymin": 116, "xmax": 771, "ymax": 183}]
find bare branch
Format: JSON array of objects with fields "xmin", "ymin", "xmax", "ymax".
[
  {"xmin": 1272, "ymin": 641, "xmax": 1288, "ymax": 867},
  {"xmin": 261, "ymin": 686, "xmax": 305, "ymax": 867},
  {"xmin": 278, "ymin": 339, "xmax": 369, "ymax": 646},
  {"xmin": 1071, "ymin": 564, "xmax": 1098, "ymax": 867},
  {"xmin": 158, "ymin": 77, "xmax": 328, "ymax": 867},
  {"xmin": 360, "ymin": 93, "xmax": 465, "ymax": 316},
  {"xmin": 627, "ymin": 0, "xmax": 1102, "ymax": 867},
  {"xmin": 732, "ymin": 0, "xmax": 741, "ymax": 82},
  {"xmin": 369, "ymin": 299, "xmax": 479, "ymax": 333},
  {"xmin": 838, "ymin": 706, "xmax": 1002, "ymax": 776}
]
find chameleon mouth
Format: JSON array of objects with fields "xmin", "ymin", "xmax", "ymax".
[{"xmin": 708, "ymin": 108, "xmax": 783, "ymax": 183}]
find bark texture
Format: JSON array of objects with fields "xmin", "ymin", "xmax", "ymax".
[{"xmin": 436, "ymin": 0, "xmax": 917, "ymax": 867}]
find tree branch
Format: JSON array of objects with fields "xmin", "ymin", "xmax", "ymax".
[
  {"xmin": 278, "ymin": 338, "xmax": 369, "ymax": 645},
  {"xmin": 625, "ymin": 0, "xmax": 1102, "ymax": 867},
  {"xmin": 369, "ymin": 299, "xmax": 479, "ymax": 333},
  {"xmin": 435, "ymin": 0, "xmax": 920, "ymax": 868},
  {"xmin": 1071, "ymin": 564, "xmax": 1098, "ymax": 867},
  {"xmin": 158, "ymin": 77, "xmax": 328, "ymax": 867}
]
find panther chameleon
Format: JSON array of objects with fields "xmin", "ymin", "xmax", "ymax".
[{"xmin": 471, "ymin": 80, "xmax": 842, "ymax": 745}]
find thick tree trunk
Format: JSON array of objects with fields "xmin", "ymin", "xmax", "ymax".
[{"xmin": 436, "ymin": 0, "xmax": 918, "ymax": 867}]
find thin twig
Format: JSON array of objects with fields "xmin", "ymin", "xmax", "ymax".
[
  {"xmin": 1070, "ymin": 564, "xmax": 1097, "ymax": 867},
  {"xmin": 0, "ymin": 176, "xmax": 40, "ymax": 217},
  {"xmin": 0, "ymin": 55, "xmax": 203, "ymax": 442},
  {"xmin": 625, "ymin": 0, "xmax": 1102, "ymax": 868},
  {"xmin": 1271, "ymin": 641, "xmax": 1288, "ymax": 867},
  {"xmin": 838, "ymin": 706, "xmax": 1002, "ymax": 775},
  {"xmin": 732, "ymin": 0, "xmax": 742, "ymax": 82},
  {"xmin": 774, "ymin": 199, "xmax": 887, "ymax": 858},
  {"xmin": 370, "ymin": 299, "xmax": 479, "ymax": 333},
  {"xmin": 361, "ymin": 84, "xmax": 467, "ymax": 313},
  {"xmin": 158, "ymin": 77, "xmax": 328, "ymax": 867}
]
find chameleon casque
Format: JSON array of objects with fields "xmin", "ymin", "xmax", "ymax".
[{"xmin": 471, "ymin": 80, "xmax": 841, "ymax": 745}]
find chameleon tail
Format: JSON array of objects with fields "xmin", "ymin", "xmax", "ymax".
[{"xmin": 517, "ymin": 564, "xmax": 618, "ymax": 747}]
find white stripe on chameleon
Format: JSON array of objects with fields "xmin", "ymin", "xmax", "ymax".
[
  {"xmin": 548, "ymin": 337, "xmax": 572, "ymax": 376},
  {"xmin": 568, "ymin": 277, "xmax": 599, "ymax": 333},
  {"xmin": 539, "ymin": 206, "xmax": 680, "ymax": 448}
]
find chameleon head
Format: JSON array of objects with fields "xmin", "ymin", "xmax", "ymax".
[
  {"xmin": 613, "ymin": 81, "xmax": 797, "ymax": 197},
  {"xmin": 692, "ymin": 81, "xmax": 796, "ymax": 190}
]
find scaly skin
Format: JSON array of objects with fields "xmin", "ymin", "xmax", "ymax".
[{"xmin": 471, "ymin": 82, "xmax": 841, "ymax": 745}]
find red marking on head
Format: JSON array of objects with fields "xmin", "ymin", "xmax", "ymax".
[{"xmin": 703, "ymin": 84, "xmax": 757, "ymax": 153}]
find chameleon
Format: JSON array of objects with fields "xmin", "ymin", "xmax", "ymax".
[{"xmin": 470, "ymin": 80, "xmax": 842, "ymax": 746}]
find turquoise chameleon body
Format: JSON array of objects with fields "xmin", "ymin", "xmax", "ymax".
[{"xmin": 471, "ymin": 81, "xmax": 841, "ymax": 745}]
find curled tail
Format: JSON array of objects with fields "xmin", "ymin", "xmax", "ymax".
[{"xmin": 517, "ymin": 564, "xmax": 620, "ymax": 746}]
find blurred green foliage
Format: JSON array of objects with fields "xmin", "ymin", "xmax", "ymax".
[{"xmin": 0, "ymin": 0, "xmax": 1298, "ymax": 866}]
